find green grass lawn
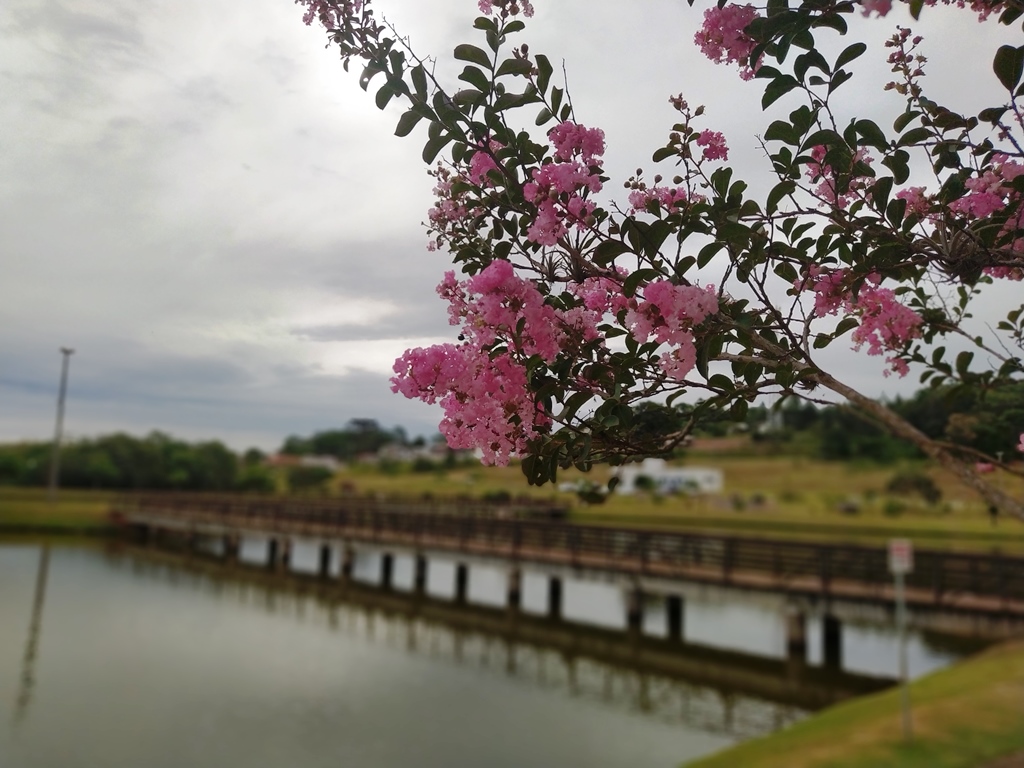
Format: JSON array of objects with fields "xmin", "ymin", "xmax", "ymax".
[
  {"xmin": 0, "ymin": 487, "xmax": 114, "ymax": 532},
  {"xmin": 686, "ymin": 640, "xmax": 1024, "ymax": 768}
]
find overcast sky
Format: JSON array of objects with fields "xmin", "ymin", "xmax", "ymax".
[{"xmin": 2, "ymin": 0, "xmax": 1017, "ymax": 451}]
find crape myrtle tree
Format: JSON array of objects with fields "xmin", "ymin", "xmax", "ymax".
[{"xmin": 295, "ymin": 0, "xmax": 1024, "ymax": 516}]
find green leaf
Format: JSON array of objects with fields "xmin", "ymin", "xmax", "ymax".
[
  {"xmin": 454, "ymin": 44, "xmax": 492, "ymax": 70},
  {"xmin": 854, "ymin": 119, "xmax": 888, "ymax": 149},
  {"xmin": 375, "ymin": 82, "xmax": 396, "ymax": 110},
  {"xmin": 652, "ymin": 146, "xmax": 677, "ymax": 163},
  {"xmin": 893, "ymin": 111, "xmax": 921, "ymax": 132},
  {"xmin": 800, "ymin": 129, "xmax": 843, "ymax": 153},
  {"xmin": 535, "ymin": 54, "xmax": 553, "ymax": 92},
  {"xmin": 955, "ymin": 350, "xmax": 974, "ymax": 377},
  {"xmin": 897, "ymin": 126, "xmax": 933, "ymax": 147},
  {"xmin": 459, "ymin": 65, "xmax": 490, "ymax": 93},
  {"xmin": 495, "ymin": 58, "xmax": 534, "ymax": 77},
  {"xmin": 411, "ymin": 66, "xmax": 428, "ymax": 98},
  {"xmin": 980, "ymin": 106, "xmax": 1010, "ymax": 124},
  {"xmin": 593, "ymin": 239, "xmax": 631, "ymax": 265},
  {"xmin": 764, "ymin": 120, "xmax": 799, "ymax": 145},
  {"xmin": 422, "ymin": 134, "xmax": 453, "ymax": 163},
  {"xmin": 622, "ymin": 268, "xmax": 662, "ymax": 298},
  {"xmin": 909, "ymin": 0, "xmax": 924, "ymax": 18},
  {"xmin": 535, "ymin": 107, "xmax": 553, "ymax": 126},
  {"xmin": 697, "ymin": 242, "xmax": 724, "ymax": 268},
  {"xmin": 835, "ymin": 42, "xmax": 867, "ymax": 70},
  {"xmin": 993, "ymin": 45, "xmax": 1024, "ymax": 91},
  {"xmin": 828, "ymin": 69, "xmax": 853, "ymax": 94},
  {"xmin": 767, "ymin": 180, "xmax": 796, "ymax": 214},
  {"xmin": 762, "ymin": 75, "xmax": 800, "ymax": 108},
  {"xmin": 394, "ymin": 109, "xmax": 423, "ymax": 137}
]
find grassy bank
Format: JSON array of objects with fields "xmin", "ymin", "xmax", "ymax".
[
  {"xmin": 0, "ymin": 487, "xmax": 114, "ymax": 533},
  {"xmin": 686, "ymin": 641, "xmax": 1024, "ymax": 768}
]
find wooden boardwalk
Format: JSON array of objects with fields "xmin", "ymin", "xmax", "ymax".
[{"xmin": 112, "ymin": 493, "xmax": 1024, "ymax": 618}]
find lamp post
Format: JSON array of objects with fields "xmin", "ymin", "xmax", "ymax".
[{"xmin": 47, "ymin": 347, "xmax": 74, "ymax": 503}]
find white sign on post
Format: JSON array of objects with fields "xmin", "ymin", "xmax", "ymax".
[
  {"xmin": 889, "ymin": 538, "xmax": 914, "ymax": 575},
  {"xmin": 888, "ymin": 537, "xmax": 914, "ymax": 740}
]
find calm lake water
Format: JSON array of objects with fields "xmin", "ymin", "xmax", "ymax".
[{"xmin": 0, "ymin": 540, "xmax": 981, "ymax": 768}]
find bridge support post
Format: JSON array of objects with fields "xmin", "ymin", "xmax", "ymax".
[
  {"xmin": 318, "ymin": 544, "xmax": 332, "ymax": 579},
  {"xmin": 666, "ymin": 595, "xmax": 684, "ymax": 641},
  {"xmin": 548, "ymin": 576, "xmax": 563, "ymax": 620},
  {"xmin": 223, "ymin": 535, "xmax": 240, "ymax": 564},
  {"xmin": 626, "ymin": 587, "xmax": 644, "ymax": 634},
  {"xmin": 279, "ymin": 539, "xmax": 292, "ymax": 571},
  {"xmin": 785, "ymin": 605, "xmax": 807, "ymax": 663},
  {"xmin": 455, "ymin": 563, "xmax": 469, "ymax": 604},
  {"xmin": 340, "ymin": 545, "xmax": 354, "ymax": 582},
  {"xmin": 267, "ymin": 538, "xmax": 279, "ymax": 570},
  {"xmin": 507, "ymin": 568, "xmax": 521, "ymax": 611},
  {"xmin": 414, "ymin": 554, "xmax": 428, "ymax": 594},
  {"xmin": 381, "ymin": 553, "xmax": 394, "ymax": 590},
  {"xmin": 823, "ymin": 613, "xmax": 842, "ymax": 669}
]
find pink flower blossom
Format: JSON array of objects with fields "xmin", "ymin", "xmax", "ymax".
[
  {"xmin": 805, "ymin": 145, "xmax": 874, "ymax": 209},
  {"xmin": 477, "ymin": 0, "xmax": 534, "ymax": 17},
  {"xmin": 625, "ymin": 281, "xmax": 719, "ymax": 380},
  {"xmin": 975, "ymin": 462, "xmax": 995, "ymax": 474},
  {"xmin": 694, "ymin": 4, "xmax": 762, "ymax": 80},
  {"xmin": 391, "ymin": 344, "xmax": 546, "ymax": 466},
  {"xmin": 296, "ymin": 0, "xmax": 363, "ymax": 28},
  {"xmin": 861, "ymin": 0, "xmax": 893, "ymax": 16},
  {"xmin": 795, "ymin": 268, "xmax": 922, "ymax": 377},
  {"xmin": 523, "ymin": 121, "xmax": 606, "ymax": 246},
  {"xmin": 627, "ymin": 186, "xmax": 690, "ymax": 213},
  {"xmin": 1018, "ymin": 432, "xmax": 1024, "ymax": 453},
  {"xmin": 696, "ymin": 130, "xmax": 729, "ymax": 161},
  {"xmin": 895, "ymin": 186, "xmax": 931, "ymax": 217},
  {"xmin": 548, "ymin": 121, "xmax": 606, "ymax": 164}
]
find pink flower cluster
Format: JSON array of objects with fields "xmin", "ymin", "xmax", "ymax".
[
  {"xmin": 523, "ymin": 121, "xmax": 606, "ymax": 245},
  {"xmin": 896, "ymin": 186, "xmax": 931, "ymax": 217},
  {"xmin": 296, "ymin": 0, "xmax": 362, "ymax": 28},
  {"xmin": 394, "ymin": 260, "xmax": 618, "ymax": 464},
  {"xmin": 1018, "ymin": 432, "xmax": 1024, "ymax": 452},
  {"xmin": 625, "ymin": 281, "xmax": 719, "ymax": 380},
  {"xmin": 437, "ymin": 260, "xmax": 564, "ymax": 359},
  {"xmin": 863, "ymin": 0, "xmax": 1006, "ymax": 20},
  {"xmin": 426, "ymin": 164, "xmax": 471, "ymax": 251},
  {"xmin": 468, "ymin": 140, "xmax": 502, "ymax": 186},
  {"xmin": 478, "ymin": 0, "xmax": 535, "ymax": 17},
  {"xmin": 850, "ymin": 284, "xmax": 923, "ymax": 377},
  {"xmin": 796, "ymin": 268, "xmax": 922, "ymax": 376},
  {"xmin": 627, "ymin": 185, "xmax": 690, "ymax": 214},
  {"xmin": 949, "ymin": 154, "xmax": 1024, "ymax": 220},
  {"xmin": 805, "ymin": 145, "xmax": 874, "ymax": 209},
  {"xmin": 696, "ymin": 130, "xmax": 729, "ymax": 161},
  {"xmin": 694, "ymin": 4, "xmax": 762, "ymax": 80},
  {"xmin": 391, "ymin": 344, "xmax": 546, "ymax": 466}
]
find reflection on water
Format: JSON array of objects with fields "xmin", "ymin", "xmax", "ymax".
[
  {"xmin": 0, "ymin": 541, "xmax": 980, "ymax": 768},
  {"xmin": 12, "ymin": 545, "xmax": 49, "ymax": 724}
]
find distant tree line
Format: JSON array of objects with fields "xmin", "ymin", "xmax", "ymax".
[
  {"xmin": 693, "ymin": 382, "xmax": 1024, "ymax": 463},
  {"xmin": 0, "ymin": 419, "xmax": 415, "ymax": 492},
  {"xmin": 0, "ymin": 431, "xmax": 269, "ymax": 491},
  {"xmin": 2, "ymin": 388, "xmax": 1020, "ymax": 491},
  {"xmin": 278, "ymin": 418, "xmax": 416, "ymax": 461}
]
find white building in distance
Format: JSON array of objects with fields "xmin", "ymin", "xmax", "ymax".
[{"xmin": 614, "ymin": 458, "xmax": 723, "ymax": 496}]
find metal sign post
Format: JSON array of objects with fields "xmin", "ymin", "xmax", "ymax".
[{"xmin": 889, "ymin": 538, "xmax": 914, "ymax": 741}]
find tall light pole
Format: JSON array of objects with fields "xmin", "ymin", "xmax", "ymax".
[{"xmin": 47, "ymin": 347, "xmax": 74, "ymax": 503}]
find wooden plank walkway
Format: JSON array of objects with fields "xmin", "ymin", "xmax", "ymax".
[{"xmin": 112, "ymin": 493, "xmax": 1024, "ymax": 617}]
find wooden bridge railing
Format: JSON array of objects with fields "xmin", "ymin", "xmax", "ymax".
[{"xmin": 112, "ymin": 493, "xmax": 1024, "ymax": 608}]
